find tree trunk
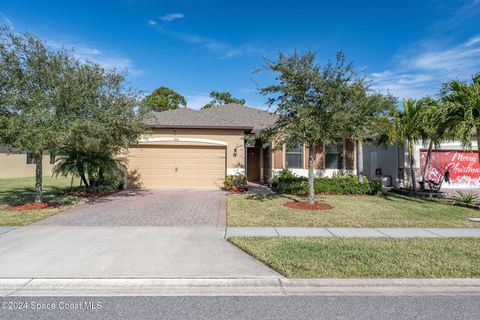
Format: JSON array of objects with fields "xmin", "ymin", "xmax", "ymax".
[
  {"xmin": 477, "ymin": 126, "xmax": 480, "ymax": 163},
  {"xmin": 78, "ymin": 167, "xmax": 89, "ymax": 189},
  {"xmin": 307, "ymin": 143, "xmax": 315, "ymax": 204},
  {"xmin": 421, "ymin": 140, "xmax": 433, "ymax": 190},
  {"xmin": 356, "ymin": 140, "xmax": 364, "ymax": 182},
  {"xmin": 34, "ymin": 152, "xmax": 43, "ymax": 203},
  {"xmin": 408, "ymin": 141, "xmax": 416, "ymax": 191}
]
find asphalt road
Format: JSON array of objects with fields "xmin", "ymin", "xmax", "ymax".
[{"xmin": 1, "ymin": 295, "xmax": 480, "ymax": 320}]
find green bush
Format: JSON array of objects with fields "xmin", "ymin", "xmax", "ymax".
[
  {"xmin": 455, "ymin": 191, "xmax": 478, "ymax": 205},
  {"xmin": 315, "ymin": 175, "xmax": 381, "ymax": 195},
  {"xmin": 274, "ymin": 169, "xmax": 308, "ymax": 194},
  {"xmin": 224, "ymin": 174, "xmax": 248, "ymax": 190},
  {"xmin": 275, "ymin": 169, "xmax": 381, "ymax": 195}
]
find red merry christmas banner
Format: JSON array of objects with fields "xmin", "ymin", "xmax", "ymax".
[{"xmin": 420, "ymin": 150, "xmax": 480, "ymax": 188}]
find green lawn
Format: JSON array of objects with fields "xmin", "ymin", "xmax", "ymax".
[
  {"xmin": 227, "ymin": 193, "xmax": 479, "ymax": 228},
  {"xmin": 0, "ymin": 176, "xmax": 83, "ymax": 226},
  {"xmin": 229, "ymin": 237, "xmax": 480, "ymax": 278}
]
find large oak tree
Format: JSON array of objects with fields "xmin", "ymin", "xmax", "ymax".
[
  {"xmin": 0, "ymin": 27, "xmax": 69, "ymax": 202},
  {"xmin": 0, "ymin": 27, "xmax": 147, "ymax": 201},
  {"xmin": 259, "ymin": 51, "xmax": 363, "ymax": 204}
]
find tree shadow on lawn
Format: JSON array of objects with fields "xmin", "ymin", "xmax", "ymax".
[
  {"xmin": 0, "ymin": 186, "xmax": 81, "ymax": 206},
  {"xmin": 245, "ymin": 192, "xmax": 447, "ymax": 207},
  {"xmin": 382, "ymin": 192, "xmax": 449, "ymax": 205}
]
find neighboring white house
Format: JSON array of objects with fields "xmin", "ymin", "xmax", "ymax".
[{"xmin": 363, "ymin": 135, "xmax": 480, "ymax": 189}]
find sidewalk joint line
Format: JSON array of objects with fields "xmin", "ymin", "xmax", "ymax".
[
  {"xmin": 373, "ymin": 228, "xmax": 390, "ymax": 237},
  {"xmin": 324, "ymin": 228, "xmax": 336, "ymax": 237},
  {"xmin": 273, "ymin": 227, "xmax": 280, "ymax": 236},
  {"xmin": 421, "ymin": 228, "xmax": 443, "ymax": 237},
  {"xmin": 0, "ymin": 227, "xmax": 18, "ymax": 236},
  {"xmin": 6, "ymin": 278, "xmax": 33, "ymax": 297}
]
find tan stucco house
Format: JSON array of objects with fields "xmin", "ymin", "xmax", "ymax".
[
  {"xmin": 126, "ymin": 104, "xmax": 357, "ymax": 189},
  {"xmin": 0, "ymin": 147, "xmax": 55, "ymax": 179}
]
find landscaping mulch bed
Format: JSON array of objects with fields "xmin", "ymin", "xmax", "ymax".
[
  {"xmin": 283, "ymin": 201, "xmax": 333, "ymax": 211},
  {"xmin": 64, "ymin": 190, "xmax": 119, "ymax": 198},
  {"xmin": 7, "ymin": 202, "xmax": 59, "ymax": 211},
  {"xmin": 225, "ymin": 187, "xmax": 248, "ymax": 193}
]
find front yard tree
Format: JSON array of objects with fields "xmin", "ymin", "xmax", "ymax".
[
  {"xmin": 442, "ymin": 74, "xmax": 480, "ymax": 159},
  {"xmin": 54, "ymin": 62, "xmax": 147, "ymax": 191},
  {"xmin": 141, "ymin": 86, "xmax": 186, "ymax": 113},
  {"xmin": 418, "ymin": 98, "xmax": 450, "ymax": 188},
  {"xmin": 0, "ymin": 27, "xmax": 69, "ymax": 202},
  {"xmin": 339, "ymin": 83, "xmax": 397, "ymax": 181},
  {"xmin": 202, "ymin": 91, "xmax": 246, "ymax": 109},
  {"xmin": 258, "ymin": 51, "xmax": 358, "ymax": 204},
  {"xmin": 391, "ymin": 99, "xmax": 426, "ymax": 191}
]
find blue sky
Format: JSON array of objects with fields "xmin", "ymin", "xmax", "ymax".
[{"xmin": 1, "ymin": 0, "xmax": 480, "ymax": 109}]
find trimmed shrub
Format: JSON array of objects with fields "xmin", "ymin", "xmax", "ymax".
[
  {"xmin": 276, "ymin": 177, "xmax": 309, "ymax": 194},
  {"xmin": 224, "ymin": 174, "xmax": 248, "ymax": 190},
  {"xmin": 274, "ymin": 169, "xmax": 308, "ymax": 194},
  {"xmin": 315, "ymin": 175, "xmax": 381, "ymax": 195},
  {"xmin": 275, "ymin": 169, "xmax": 381, "ymax": 195}
]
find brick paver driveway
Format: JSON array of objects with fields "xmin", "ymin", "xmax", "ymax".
[{"xmin": 37, "ymin": 189, "xmax": 227, "ymax": 227}]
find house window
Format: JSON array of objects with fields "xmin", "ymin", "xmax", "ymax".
[
  {"xmin": 26, "ymin": 152, "xmax": 36, "ymax": 165},
  {"xmin": 49, "ymin": 152, "xmax": 56, "ymax": 165},
  {"xmin": 285, "ymin": 144, "xmax": 303, "ymax": 169},
  {"xmin": 325, "ymin": 140, "xmax": 344, "ymax": 169}
]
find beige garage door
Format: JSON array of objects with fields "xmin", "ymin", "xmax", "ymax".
[{"xmin": 127, "ymin": 145, "xmax": 226, "ymax": 188}]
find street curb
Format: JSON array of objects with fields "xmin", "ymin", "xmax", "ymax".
[{"xmin": 1, "ymin": 278, "xmax": 480, "ymax": 296}]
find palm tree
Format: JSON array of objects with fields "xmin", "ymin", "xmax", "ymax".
[
  {"xmin": 442, "ymin": 74, "xmax": 480, "ymax": 157},
  {"xmin": 53, "ymin": 149, "xmax": 125, "ymax": 192},
  {"xmin": 419, "ymin": 99, "xmax": 449, "ymax": 189},
  {"xmin": 392, "ymin": 99, "xmax": 426, "ymax": 191}
]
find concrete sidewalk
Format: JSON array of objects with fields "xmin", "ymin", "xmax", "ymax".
[
  {"xmin": 0, "ymin": 226, "xmax": 280, "ymax": 279},
  {"xmin": 2, "ymin": 278, "xmax": 480, "ymax": 296},
  {"xmin": 226, "ymin": 227, "xmax": 480, "ymax": 238}
]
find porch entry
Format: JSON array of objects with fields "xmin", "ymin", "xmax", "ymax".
[{"xmin": 247, "ymin": 147, "xmax": 261, "ymax": 182}]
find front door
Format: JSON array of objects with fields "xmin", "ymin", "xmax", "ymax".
[{"xmin": 247, "ymin": 148, "xmax": 261, "ymax": 182}]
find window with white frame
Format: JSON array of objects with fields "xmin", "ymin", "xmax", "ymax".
[
  {"xmin": 285, "ymin": 144, "xmax": 303, "ymax": 169},
  {"xmin": 325, "ymin": 140, "xmax": 344, "ymax": 169}
]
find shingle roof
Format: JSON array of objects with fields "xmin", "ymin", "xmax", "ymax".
[
  {"xmin": 199, "ymin": 104, "xmax": 278, "ymax": 133},
  {"xmin": 146, "ymin": 104, "xmax": 278, "ymax": 132},
  {"xmin": 145, "ymin": 107, "xmax": 252, "ymax": 130}
]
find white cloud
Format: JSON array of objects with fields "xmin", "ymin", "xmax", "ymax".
[
  {"xmin": 48, "ymin": 40, "xmax": 144, "ymax": 77},
  {"xmin": 148, "ymin": 20, "xmax": 157, "ymax": 26},
  {"xmin": 160, "ymin": 13, "xmax": 184, "ymax": 22},
  {"xmin": 185, "ymin": 93, "xmax": 211, "ymax": 110},
  {"xmin": 370, "ymin": 35, "xmax": 480, "ymax": 99},
  {"xmin": 465, "ymin": 36, "xmax": 480, "ymax": 46},
  {"xmin": 148, "ymin": 24, "xmax": 263, "ymax": 58}
]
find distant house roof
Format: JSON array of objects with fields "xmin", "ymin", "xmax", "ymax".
[
  {"xmin": 199, "ymin": 104, "xmax": 278, "ymax": 133},
  {"xmin": 146, "ymin": 104, "xmax": 278, "ymax": 133}
]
